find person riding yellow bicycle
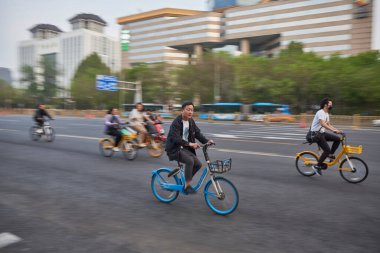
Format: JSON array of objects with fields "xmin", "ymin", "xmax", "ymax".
[
  {"xmin": 129, "ymin": 102, "xmax": 149, "ymax": 148},
  {"xmin": 104, "ymin": 107, "xmax": 126, "ymax": 152},
  {"xmin": 310, "ymin": 98, "xmax": 342, "ymax": 175}
]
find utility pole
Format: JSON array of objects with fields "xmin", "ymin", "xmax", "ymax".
[
  {"xmin": 117, "ymin": 80, "xmax": 142, "ymax": 112},
  {"xmin": 214, "ymin": 61, "xmax": 221, "ymax": 103}
]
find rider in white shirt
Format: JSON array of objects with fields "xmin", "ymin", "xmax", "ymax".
[
  {"xmin": 129, "ymin": 102, "xmax": 149, "ymax": 147},
  {"xmin": 310, "ymin": 98, "xmax": 342, "ymax": 175}
]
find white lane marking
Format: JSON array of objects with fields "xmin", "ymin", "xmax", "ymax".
[
  {"xmin": 215, "ymin": 148, "xmax": 294, "ymax": 158},
  {"xmin": 209, "ymin": 133, "xmax": 303, "ymax": 141},
  {"xmin": 0, "ymin": 232, "xmax": 22, "ymax": 248},
  {"xmin": 216, "ymin": 138, "xmax": 298, "ymax": 146},
  {"xmin": 0, "ymin": 119, "xmax": 21, "ymax": 122},
  {"xmin": 56, "ymin": 134, "xmax": 100, "ymax": 141},
  {"xmin": 69, "ymin": 123, "xmax": 102, "ymax": 127},
  {"xmin": 213, "ymin": 134, "xmax": 238, "ymax": 138},
  {"xmin": 229, "ymin": 130, "xmax": 305, "ymax": 136},
  {"xmin": 263, "ymin": 136, "xmax": 304, "ymax": 140},
  {"xmin": 0, "ymin": 128, "xmax": 20, "ymax": 132},
  {"xmin": 231, "ymin": 128, "xmax": 307, "ymax": 133}
]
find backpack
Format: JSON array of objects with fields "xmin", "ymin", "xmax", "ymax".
[{"xmin": 305, "ymin": 126, "xmax": 322, "ymax": 144}]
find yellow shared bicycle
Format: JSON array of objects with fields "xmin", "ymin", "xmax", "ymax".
[
  {"xmin": 295, "ymin": 133, "xmax": 368, "ymax": 183},
  {"xmin": 99, "ymin": 125, "xmax": 138, "ymax": 160}
]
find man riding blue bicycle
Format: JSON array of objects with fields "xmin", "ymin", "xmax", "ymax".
[{"xmin": 165, "ymin": 101, "xmax": 214, "ymax": 194}]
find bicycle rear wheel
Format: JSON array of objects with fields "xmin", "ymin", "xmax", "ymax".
[
  {"xmin": 151, "ymin": 168, "xmax": 180, "ymax": 203},
  {"xmin": 295, "ymin": 151, "xmax": 319, "ymax": 177},
  {"xmin": 339, "ymin": 156, "xmax": 368, "ymax": 184},
  {"xmin": 148, "ymin": 139, "xmax": 164, "ymax": 158},
  {"xmin": 99, "ymin": 139, "xmax": 114, "ymax": 157},
  {"xmin": 30, "ymin": 126, "xmax": 41, "ymax": 141},
  {"xmin": 204, "ymin": 177, "xmax": 239, "ymax": 215}
]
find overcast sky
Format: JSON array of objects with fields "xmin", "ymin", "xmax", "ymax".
[{"xmin": 0, "ymin": 0, "xmax": 206, "ymax": 83}]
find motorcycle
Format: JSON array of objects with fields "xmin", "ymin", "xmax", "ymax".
[
  {"xmin": 144, "ymin": 120, "xmax": 166, "ymax": 158},
  {"xmin": 152, "ymin": 120, "xmax": 166, "ymax": 143}
]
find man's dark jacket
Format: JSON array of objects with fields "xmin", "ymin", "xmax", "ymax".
[
  {"xmin": 165, "ymin": 115, "xmax": 208, "ymax": 161},
  {"xmin": 33, "ymin": 108, "xmax": 52, "ymax": 120}
]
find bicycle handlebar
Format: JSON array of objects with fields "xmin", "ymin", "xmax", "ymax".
[{"xmin": 201, "ymin": 142, "xmax": 215, "ymax": 162}]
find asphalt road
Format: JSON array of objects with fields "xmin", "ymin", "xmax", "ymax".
[{"xmin": 1, "ymin": 115, "xmax": 379, "ymax": 253}]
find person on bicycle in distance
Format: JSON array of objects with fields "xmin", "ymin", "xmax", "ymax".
[
  {"xmin": 104, "ymin": 107, "xmax": 125, "ymax": 152},
  {"xmin": 165, "ymin": 101, "xmax": 214, "ymax": 194},
  {"xmin": 33, "ymin": 103, "xmax": 53, "ymax": 133},
  {"xmin": 311, "ymin": 98, "xmax": 342, "ymax": 175},
  {"xmin": 129, "ymin": 102, "xmax": 148, "ymax": 147}
]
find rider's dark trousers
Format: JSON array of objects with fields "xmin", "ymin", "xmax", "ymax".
[
  {"xmin": 178, "ymin": 149, "xmax": 202, "ymax": 182},
  {"xmin": 35, "ymin": 119, "xmax": 44, "ymax": 127},
  {"xmin": 145, "ymin": 122, "xmax": 157, "ymax": 135},
  {"xmin": 317, "ymin": 132, "xmax": 340, "ymax": 166},
  {"xmin": 107, "ymin": 128, "xmax": 122, "ymax": 147}
]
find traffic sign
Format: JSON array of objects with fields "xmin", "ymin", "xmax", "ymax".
[{"xmin": 96, "ymin": 75, "xmax": 118, "ymax": 91}]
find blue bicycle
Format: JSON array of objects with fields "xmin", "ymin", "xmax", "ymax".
[{"xmin": 151, "ymin": 143, "xmax": 239, "ymax": 215}]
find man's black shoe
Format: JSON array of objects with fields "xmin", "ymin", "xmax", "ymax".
[
  {"xmin": 168, "ymin": 168, "xmax": 179, "ymax": 177},
  {"xmin": 184, "ymin": 186, "xmax": 197, "ymax": 194},
  {"xmin": 312, "ymin": 165, "xmax": 323, "ymax": 176}
]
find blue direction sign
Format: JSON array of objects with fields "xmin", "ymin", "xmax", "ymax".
[{"xmin": 96, "ymin": 75, "xmax": 118, "ymax": 91}]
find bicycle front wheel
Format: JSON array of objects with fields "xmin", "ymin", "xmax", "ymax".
[
  {"xmin": 151, "ymin": 168, "xmax": 180, "ymax": 203},
  {"xmin": 295, "ymin": 151, "xmax": 319, "ymax": 177},
  {"xmin": 122, "ymin": 141, "xmax": 138, "ymax": 160},
  {"xmin": 45, "ymin": 127, "xmax": 55, "ymax": 142},
  {"xmin": 30, "ymin": 126, "xmax": 41, "ymax": 141},
  {"xmin": 339, "ymin": 156, "xmax": 368, "ymax": 184},
  {"xmin": 204, "ymin": 177, "xmax": 239, "ymax": 215}
]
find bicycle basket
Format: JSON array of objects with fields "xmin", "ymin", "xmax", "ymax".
[
  {"xmin": 121, "ymin": 127, "xmax": 137, "ymax": 136},
  {"xmin": 344, "ymin": 145, "xmax": 362, "ymax": 154},
  {"xmin": 209, "ymin": 158, "xmax": 232, "ymax": 173}
]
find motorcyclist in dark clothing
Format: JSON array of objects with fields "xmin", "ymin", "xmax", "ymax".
[
  {"xmin": 33, "ymin": 104, "xmax": 53, "ymax": 127},
  {"xmin": 145, "ymin": 109, "xmax": 159, "ymax": 135}
]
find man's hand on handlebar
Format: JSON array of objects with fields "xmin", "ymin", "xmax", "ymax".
[
  {"xmin": 207, "ymin": 139, "xmax": 215, "ymax": 145},
  {"xmin": 189, "ymin": 142, "xmax": 200, "ymax": 149}
]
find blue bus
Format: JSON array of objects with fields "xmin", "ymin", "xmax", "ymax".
[
  {"xmin": 250, "ymin": 102, "xmax": 292, "ymax": 122},
  {"xmin": 251, "ymin": 102, "xmax": 291, "ymax": 114},
  {"xmin": 122, "ymin": 103, "xmax": 174, "ymax": 118},
  {"xmin": 198, "ymin": 103, "xmax": 243, "ymax": 120}
]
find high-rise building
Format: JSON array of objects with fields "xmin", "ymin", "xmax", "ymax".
[
  {"xmin": 117, "ymin": 0, "xmax": 379, "ymax": 68},
  {"xmin": 19, "ymin": 14, "xmax": 121, "ymax": 97},
  {"xmin": 0, "ymin": 67, "xmax": 13, "ymax": 85}
]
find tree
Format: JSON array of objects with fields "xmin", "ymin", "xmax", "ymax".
[
  {"xmin": 121, "ymin": 63, "xmax": 174, "ymax": 104},
  {"xmin": 20, "ymin": 56, "xmax": 60, "ymax": 101},
  {"xmin": 20, "ymin": 65, "xmax": 38, "ymax": 95},
  {"xmin": 71, "ymin": 53, "xmax": 116, "ymax": 109},
  {"xmin": 0, "ymin": 79, "xmax": 15, "ymax": 107},
  {"xmin": 176, "ymin": 52, "xmax": 235, "ymax": 103},
  {"xmin": 40, "ymin": 56, "xmax": 59, "ymax": 98}
]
